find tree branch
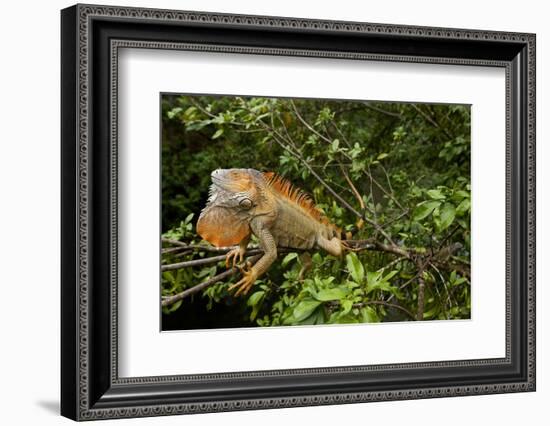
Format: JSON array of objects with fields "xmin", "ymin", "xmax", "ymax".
[
  {"xmin": 162, "ymin": 247, "xmax": 300, "ymax": 271},
  {"xmin": 161, "ymin": 249, "xmax": 264, "ymax": 271},
  {"xmin": 432, "ymin": 259, "xmax": 471, "ymax": 280},
  {"xmin": 289, "ymin": 100, "xmax": 333, "ymax": 145},
  {"xmin": 161, "ymin": 268, "xmax": 236, "ymax": 307},
  {"xmin": 345, "ymin": 239, "xmax": 412, "ymax": 259},
  {"xmin": 162, "ymin": 246, "xmax": 188, "ymax": 254},
  {"xmin": 411, "ymin": 104, "xmax": 452, "ymax": 140},
  {"xmin": 161, "ymin": 238, "xmax": 416, "ymax": 273},
  {"xmin": 340, "ymin": 163, "xmax": 366, "ymax": 210},
  {"xmin": 363, "ymin": 102, "xmax": 404, "ymax": 119},
  {"xmin": 161, "ymin": 255, "xmax": 262, "ymax": 307},
  {"xmin": 162, "ymin": 238, "xmax": 233, "ymax": 253}
]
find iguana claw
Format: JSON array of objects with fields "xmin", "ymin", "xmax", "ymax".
[
  {"xmin": 228, "ymin": 263, "xmax": 258, "ymax": 296},
  {"xmin": 225, "ymin": 245, "xmax": 245, "ymax": 268}
]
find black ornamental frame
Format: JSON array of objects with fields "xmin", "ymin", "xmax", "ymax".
[{"xmin": 61, "ymin": 4, "xmax": 536, "ymax": 421}]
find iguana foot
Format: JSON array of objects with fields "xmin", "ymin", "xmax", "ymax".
[
  {"xmin": 228, "ymin": 264, "xmax": 258, "ymax": 296},
  {"xmin": 225, "ymin": 245, "xmax": 245, "ymax": 268},
  {"xmin": 317, "ymin": 236, "xmax": 345, "ymax": 257},
  {"xmin": 341, "ymin": 240, "xmax": 361, "ymax": 252}
]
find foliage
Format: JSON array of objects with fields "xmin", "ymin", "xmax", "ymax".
[{"xmin": 161, "ymin": 95, "xmax": 471, "ymax": 328}]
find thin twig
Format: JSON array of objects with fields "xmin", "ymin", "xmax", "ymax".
[
  {"xmin": 432, "ymin": 260, "xmax": 471, "ymax": 280},
  {"xmin": 161, "ymin": 268, "xmax": 235, "ymax": 307},
  {"xmin": 437, "ymin": 225, "xmax": 462, "ymax": 252},
  {"xmin": 289, "ymin": 100, "xmax": 333, "ymax": 145},
  {"xmin": 340, "ymin": 163, "xmax": 365, "ymax": 210},
  {"xmin": 429, "ymin": 261, "xmax": 454, "ymax": 312},
  {"xmin": 367, "ymin": 163, "xmax": 377, "ymax": 222},
  {"xmin": 174, "ymin": 250, "xmax": 192, "ymax": 258},
  {"xmin": 162, "ymin": 246, "xmax": 188, "ymax": 254},
  {"xmin": 330, "ymin": 121, "xmax": 353, "ymax": 149},
  {"xmin": 345, "ymin": 239, "xmax": 411, "ymax": 259},
  {"xmin": 376, "ymin": 257, "xmax": 405, "ymax": 273},
  {"xmin": 363, "ymin": 102, "xmax": 403, "ymax": 119},
  {"xmin": 190, "ymin": 98, "xmax": 247, "ymax": 128},
  {"xmin": 380, "ymin": 209, "xmax": 410, "ymax": 229},
  {"xmin": 361, "ymin": 164, "xmax": 397, "ymax": 244},
  {"xmin": 387, "ymin": 273, "xmax": 420, "ymax": 303},
  {"xmin": 162, "ymin": 254, "xmax": 229, "ymax": 271},
  {"xmin": 378, "ymin": 163, "xmax": 395, "ymax": 196},
  {"xmin": 416, "ymin": 265, "xmax": 426, "ymax": 321},
  {"xmin": 365, "ymin": 163, "xmax": 405, "ymax": 211},
  {"xmin": 411, "ymin": 104, "xmax": 452, "ymax": 140}
]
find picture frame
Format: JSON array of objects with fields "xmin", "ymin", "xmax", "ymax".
[{"xmin": 60, "ymin": 3, "xmax": 536, "ymax": 421}]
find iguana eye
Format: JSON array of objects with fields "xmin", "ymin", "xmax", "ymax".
[{"xmin": 239, "ymin": 198, "xmax": 253, "ymax": 209}]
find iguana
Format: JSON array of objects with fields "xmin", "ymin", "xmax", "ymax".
[{"xmin": 197, "ymin": 168, "xmax": 345, "ymax": 296}]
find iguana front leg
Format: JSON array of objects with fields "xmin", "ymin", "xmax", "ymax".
[
  {"xmin": 229, "ymin": 223, "xmax": 277, "ymax": 296},
  {"xmin": 225, "ymin": 235, "xmax": 250, "ymax": 268}
]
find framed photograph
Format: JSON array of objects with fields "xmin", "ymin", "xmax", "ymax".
[{"xmin": 61, "ymin": 4, "xmax": 536, "ymax": 421}]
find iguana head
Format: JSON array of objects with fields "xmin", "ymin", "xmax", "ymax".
[{"xmin": 197, "ymin": 169, "xmax": 267, "ymax": 247}]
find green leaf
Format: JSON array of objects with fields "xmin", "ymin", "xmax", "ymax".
[
  {"xmin": 311, "ymin": 253, "xmax": 323, "ymax": 265},
  {"xmin": 195, "ymin": 266, "xmax": 216, "ymax": 279},
  {"xmin": 341, "ymin": 300, "xmax": 353, "ymax": 315},
  {"xmin": 423, "ymin": 306, "xmax": 439, "ymax": 320},
  {"xmin": 166, "ymin": 107, "xmax": 182, "ymax": 119},
  {"xmin": 413, "ymin": 200, "xmax": 441, "ymax": 221},
  {"xmin": 361, "ymin": 306, "xmax": 379, "ymax": 323},
  {"xmin": 183, "ymin": 106, "xmax": 196, "ymax": 118},
  {"xmin": 162, "ymin": 271, "xmax": 176, "ymax": 284},
  {"xmin": 439, "ymin": 203, "xmax": 456, "ymax": 231},
  {"xmin": 366, "ymin": 270, "xmax": 382, "ymax": 286},
  {"xmin": 345, "ymin": 252, "xmax": 365, "ymax": 283},
  {"xmin": 247, "ymin": 290, "xmax": 265, "ymax": 321},
  {"xmin": 184, "ymin": 212, "xmax": 194, "ymax": 224},
  {"xmin": 315, "ymin": 288, "xmax": 348, "ymax": 301},
  {"xmin": 426, "ymin": 189, "xmax": 445, "ymax": 200},
  {"xmin": 162, "ymin": 299, "xmax": 182, "ymax": 314},
  {"xmin": 298, "ymin": 308, "xmax": 325, "ymax": 325},
  {"xmin": 456, "ymin": 198, "xmax": 470, "ymax": 216},
  {"xmin": 454, "ymin": 190, "xmax": 470, "ymax": 200},
  {"xmin": 366, "ymin": 280, "xmax": 395, "ymax": 295},
  {"xmin": 377, "ymin": 152, "xmax": 389, "ymax": 160},
  {"xmin": 282, "ymin": 252, "xmax": 298, "ymax": 267},
  {"xmin": 247, "ymin": 291, "xmax": 265, "ymax": 307},
  {"xmin": 212, "ymin": 128, "xmax": 224, "ymax": 139},
  {"xmin": 383, "ymin": 270, "xmax": 398, "ymax": 281},
  {"xmin": 292, "ymin": 299, "xmax": 321, "ymax": 322}
]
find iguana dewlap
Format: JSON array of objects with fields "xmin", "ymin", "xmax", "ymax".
[{"xmin": 197, "ymin": 168, "xmax": 343, "ymax": 296}]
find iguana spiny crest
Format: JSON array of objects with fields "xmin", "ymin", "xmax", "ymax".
[{"xmin": 197, "ymin": 168, "xmax": 344, "ymax": 295}]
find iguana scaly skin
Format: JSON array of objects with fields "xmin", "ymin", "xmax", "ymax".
[{"xmin": 197, "ymin": 168, "xmax": 344, "ymax": 296}]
